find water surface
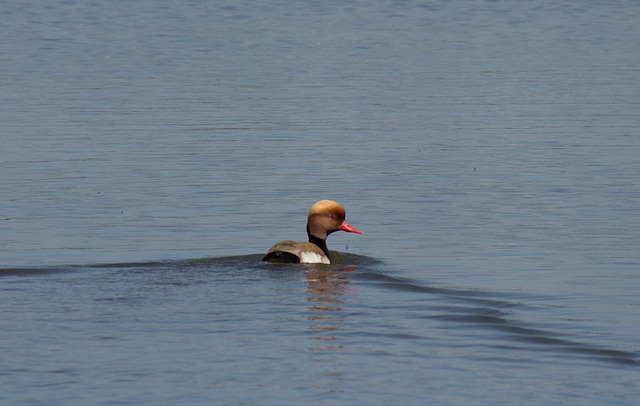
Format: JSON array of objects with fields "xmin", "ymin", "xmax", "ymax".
[{"xmin": 1, "ymin": 0, "xmax": 639, "ymax": 404}]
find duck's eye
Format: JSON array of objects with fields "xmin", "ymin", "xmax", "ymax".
[{"xmin": 331, "ymin": 215, "xmax": 336, "ymax": 219}]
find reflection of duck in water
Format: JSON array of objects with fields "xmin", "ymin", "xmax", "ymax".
[
  {"xmin": 306, "ymin": 267, "xmax": 354, "ymax": 313},
  {"xmin": 305, "ymin": 267, "xmax": 354, "ymax": 352},
  {"xmin": 262, "ymin": 200, "xmax": 363, "ymax": 264}
]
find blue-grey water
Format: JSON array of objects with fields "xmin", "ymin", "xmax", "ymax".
[{"xmin": 2, "ymin": 0, "xmax": 639, "ymax": 404}]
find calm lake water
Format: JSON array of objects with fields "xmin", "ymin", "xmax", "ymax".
[{"xmin": 1, "ymin": 0, "xmax": 639, "ymax": 404}]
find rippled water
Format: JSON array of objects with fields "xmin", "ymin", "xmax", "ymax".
[
  {"xmin": 2, "ymin": 0, "xmax": 639, "ymax": 404},
  {"xmin": 3, "ymin": 255, "xmax": 638, "ymax": 405}
]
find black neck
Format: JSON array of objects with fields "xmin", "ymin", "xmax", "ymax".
[{"xmin": 307, "ymin": 225, "xmax": 330, "ymax": 257}]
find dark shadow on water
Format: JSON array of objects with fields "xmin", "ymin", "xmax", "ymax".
[
  {"xmin": 351, "ymin": 269, "xmax": 640, "ymax": 367},
  {"xmin": 0, "ymin": 252, "xmax": 377, "ymax": 276},
  {"xmin": 0, "ymin": 254, "xmax": 265, "ymax": 276}
]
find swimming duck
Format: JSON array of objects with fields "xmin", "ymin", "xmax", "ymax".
[{"xmin": 262, "ymin": 200, "xmax": 363, "ymax": 264}]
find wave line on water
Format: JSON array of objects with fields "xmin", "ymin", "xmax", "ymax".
[{"xmin": 352, "ymin": 268, "xmax": 640, "ymax": 367}]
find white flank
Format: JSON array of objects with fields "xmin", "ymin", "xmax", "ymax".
[{"xmin": 299, "ymin": 251, "xmax": 330, "ymax": 264}]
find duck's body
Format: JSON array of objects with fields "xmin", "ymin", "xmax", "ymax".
[
  {"xmin": 262, "ymin": 200, "xmax": 363, "ymax": 264},
  {"xmin": 263, "ymin": 240, "xmax": 331, "ymax": 264}
]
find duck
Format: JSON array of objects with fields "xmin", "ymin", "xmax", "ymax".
[{"xmin": 262, "ymin": 200, "xmax": 363, "ymax": 264}]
